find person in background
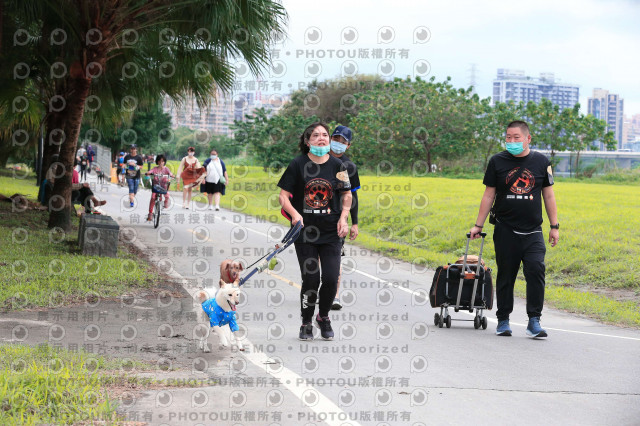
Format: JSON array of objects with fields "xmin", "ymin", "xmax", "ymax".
[
  {"xmin": 177, "ymin": 146, "xmax": 204, "ymax": 209},
  {"xmin": 328, "ymin": 125, "xmax": 360, "ymax": 310},
  {"xmin": 469, "ymin": 120, "xmax": 559, "ymax": 339},
  {"xmin": 86, "ymin": 145, "xmax": 95, "ymax": 173},
  {"xmin": 117, "ymin": 151, "xmax": 126, "ymax": 186},
  {"xmin": 145, "ymin": 154, "xmax": 174, "ymax": 221},
  {"xmin": 45, "ymin": 156, "xmax": 106, "ymax": 214},
  {"xmin": 202, "ymin": 148, "xmax": 229, "ymax": 211},
  {"xmin": 123, "ymin": 144, "xmax": 144, "ymax": 207},
  {"xmin": 79, "ymin": 151, "xmax": 88, "ymax": 181}
]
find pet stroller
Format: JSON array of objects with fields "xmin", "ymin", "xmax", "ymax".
[{"xmin": 429, "ymin": 232, "xmax": 493, "ymax": 329}]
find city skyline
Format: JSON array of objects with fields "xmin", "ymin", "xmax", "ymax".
[{"xmin": 244, "ymin": 0, "xmax": 640, "ymax": 116}]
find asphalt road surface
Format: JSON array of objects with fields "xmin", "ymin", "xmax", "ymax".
[{"xmin": 4, "ymin": 178, "xmax": 640, "ymax": 426}]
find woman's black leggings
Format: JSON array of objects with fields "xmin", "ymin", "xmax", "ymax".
[{"xmin": 294, "ymin": 240, "xmax": 342, "ymax": 323}]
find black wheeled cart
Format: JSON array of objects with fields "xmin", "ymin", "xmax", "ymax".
[{"xmin": 429, "ymin": 233, "xmax": 493, "ymax": 329}]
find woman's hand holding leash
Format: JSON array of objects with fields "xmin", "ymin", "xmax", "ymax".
[{"xmin": 292, "ymin": 213, "xmax": 304, "ymax": 228}]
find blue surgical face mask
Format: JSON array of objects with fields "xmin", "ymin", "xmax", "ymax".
[
  {"xmin": 309, "ymin": 144, "xmax": 331, "ymax": 156},
  {"xmin": 211, "ymin": 155, "xmax": 217, "ymax": 160},
  {"xmin": 330, "ymin": 141, "xmax": 347, "ymax": 155},
  {"xmin": 506, "ymin": 142, "xmax": 524, "ymax": 156}
]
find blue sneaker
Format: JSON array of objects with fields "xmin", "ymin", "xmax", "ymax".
[
  {"xmin": 496, "ymin": 319, "xmax": 512, "ymax": 336},
  {"xmin": 130, "ymin": 201, "xmax": 134, "ymax": 207},
  {"xmin": 526, "ymin": 317, "xmax": 547, "ymax": 338}
]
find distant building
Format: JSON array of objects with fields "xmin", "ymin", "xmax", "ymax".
[
  {"xmin": 587, "ymin": 88, "xmax": 624, "ymax": 150},
  {"xmin": 492, "ymin": 69, "xmax": 580, "ymax": 111},
  {"xmin": 622, "ymin": 113, "xmax": 640, "ymax": 151},
  {"xmin": 163, "ymin": 90, "xmax": 288, "ymax": 137}
]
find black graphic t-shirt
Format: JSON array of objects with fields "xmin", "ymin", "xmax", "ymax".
[
  {"xmin": 278, "ymin": 154, "xmax": 351, "ymax": 244},
  {"xmin": 123, "ymin": 154, "xmax": 144, "ymax": 179},
  {"xmin": 483, "ymin": 150, "xmax": 553, "ymax": 232}
]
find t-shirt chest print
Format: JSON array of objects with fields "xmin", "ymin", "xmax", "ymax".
[
  {"xmin": 304, "ymin": 178, "xmax": 333, "ymax": 214},
  {"xmin": 506, "ymin": 167, "xmax": 535, "ymax": 200}
]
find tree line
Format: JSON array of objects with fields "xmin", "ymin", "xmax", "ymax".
[{"xmin": 233, "ymin": 76, "xmax": 616, "ymax": 174}]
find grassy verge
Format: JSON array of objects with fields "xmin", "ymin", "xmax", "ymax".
[
  {"xmin": 0, "ymin": 176, "xmax": 165, "ymax": 311},
  {"xmin": 0, "ymin": 343, "xmax": 207, "ymax": 425},
  {"xmin": 0, "ymin": 344, "xmax": 123, "ymax": 425},
  {"xmin": 224, "ymin": 167, "xmax": 640, "ymax": 327}
]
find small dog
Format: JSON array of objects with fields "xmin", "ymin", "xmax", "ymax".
[
  {"xmin": 220, "ymin": 259, "xmax": 244, "ymax": 285},
  {"xmin": 195, "ymin": 281, "xmax": 242, "ymax": 351},
  {"xmin": 97, "ymin": 169, "xmax": 105, "ymax": 184}
]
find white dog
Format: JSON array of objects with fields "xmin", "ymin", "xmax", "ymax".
[{"xmin": 195, "ymin": 280, "xmax": 242, "ymax": 352}]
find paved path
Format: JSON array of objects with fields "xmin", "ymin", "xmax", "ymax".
[{"xmin": 3, "ymin": 177, "xmax": 640, "ymax": 425}]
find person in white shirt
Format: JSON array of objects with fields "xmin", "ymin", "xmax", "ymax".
[{"xmin": 202, "ymin": 149, "xmax": 229, "ymax": 211}]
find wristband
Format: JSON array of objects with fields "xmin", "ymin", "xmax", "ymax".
[{"xmin": 474, "ymin": 224, "xmax": 483, "ymax": 229}]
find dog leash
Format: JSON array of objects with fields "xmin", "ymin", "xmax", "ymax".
[
  {"xmin": 238, "ymin": 221, "xmax": 303, "ymax": 287},
  {"xmin": 241, "ymin": 221, "xmax": 303, "ymax": 271}
]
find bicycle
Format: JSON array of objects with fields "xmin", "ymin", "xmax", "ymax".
[{"xmin": 149, "ymin": 174, "xmax": 173, "ymax": 228}]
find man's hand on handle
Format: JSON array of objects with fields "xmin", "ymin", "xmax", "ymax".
[{"xmin": 469, "ymin": 225, "xmax": 484, "ymax": 240}]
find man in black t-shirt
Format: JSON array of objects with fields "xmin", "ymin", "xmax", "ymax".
[
  {"xmin": 123, "ymin": 144, "xmax": 144, "ymax": 207},
  {"xmin": 328, "ymin": 125, "xmax": 361, "ymax": 310},
  {"xmin": 470, "ymin": 121, "xmax": 559, "ymax": 338}
]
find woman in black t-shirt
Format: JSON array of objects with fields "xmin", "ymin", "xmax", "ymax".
[{"xmin": 278, "ymin": 122, "xmax": 352, "ymax": 341}]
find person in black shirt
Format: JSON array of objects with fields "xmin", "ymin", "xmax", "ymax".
[
  {"xmin": 328, "ymin": 125, "xmax": 361, "ymax": 310},
  {"xmin": 278, "ymin": 122, "xmax": 352, "ymax": 341},
  {"xmin": 470, "ymin": 121, "xmax": 559, "ymax": 338},
  {"xmin": 123, "ymin": 144, "xmax": 144, "ymax": 208}
]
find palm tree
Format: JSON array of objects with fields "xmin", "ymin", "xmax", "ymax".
[{"xmin": 3, "ymin": 0, "xmax": 288, "ymax": 230}]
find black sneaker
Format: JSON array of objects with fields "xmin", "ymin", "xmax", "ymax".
[
  {"xmin": 316, "ymin": 315, "xmax": 334, "ymax": 340},
  {"xmin": 299, "ymin": 323, "xmax": 313, "ymax": 341}
]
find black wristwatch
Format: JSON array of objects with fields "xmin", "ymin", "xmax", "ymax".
[{"xmin": 550, "ymin": 223, "xmax": 560, "ymax": 230}]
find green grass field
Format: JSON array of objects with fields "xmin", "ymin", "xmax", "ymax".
[
  {"xmin": 222, "ymin": 166, "xmax": 640, "ymax": 326},
  {"xmin": 0, "ymin": 176, "xmax": 163, "ymax": 310}
]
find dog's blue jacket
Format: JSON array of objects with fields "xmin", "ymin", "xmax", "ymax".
[{"xmin": 202, "ymin": 298, "xmax": 238, "ymax": 331}]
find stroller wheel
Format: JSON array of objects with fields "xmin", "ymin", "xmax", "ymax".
[{"xmin": 434, "ymin": 313, "xmax": 440, "ymax": 326}]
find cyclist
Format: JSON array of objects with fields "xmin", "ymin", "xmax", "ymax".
[{"xmin": 145, "ymin": 154, "xmax": 174, "ymax": 221}]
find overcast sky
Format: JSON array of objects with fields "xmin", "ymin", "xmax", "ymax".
[{"xmin": 247, "ymin": 0, "xmax": 640, "ymax": 116}]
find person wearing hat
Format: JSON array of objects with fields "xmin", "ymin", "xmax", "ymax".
[
  {"xmin": 123, "ymin": 144, "xmax": 144, "ymax": 207},
  {"xmin": 329, "ymin": 125, "xmax": 361, "ymax": 310}
]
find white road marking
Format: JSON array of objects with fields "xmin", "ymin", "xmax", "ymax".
[{"xmin": 242, "ymin": 339, "xmax": 362, "ymax": 426}]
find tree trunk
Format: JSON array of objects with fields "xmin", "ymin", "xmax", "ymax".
[
  {"xmin": 48, "ymin": 76, "xmax": 91, "ymax": 231},
  {"xmin": 41, "ymin": 112, "xmax": 64, "ymax": 184},
  {"xmin": 426, "ymin": 150, "xmax": 432, "ymax": 173}
]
